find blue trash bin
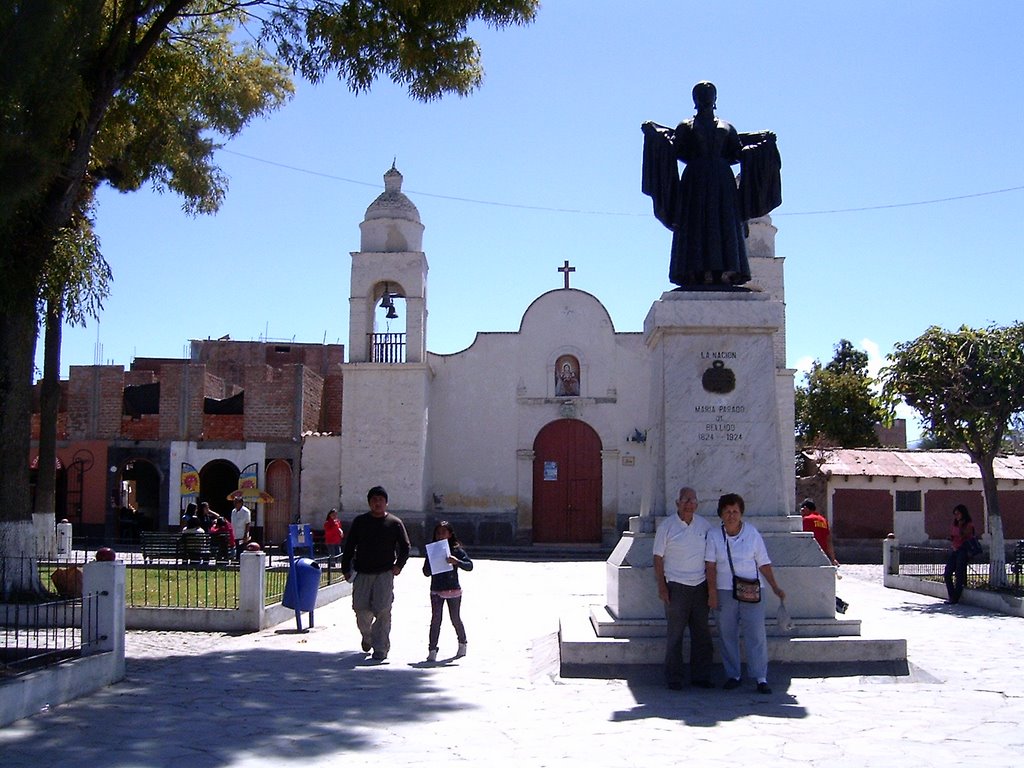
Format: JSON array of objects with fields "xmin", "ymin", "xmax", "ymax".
[{"xmin": 282, "ymin": 557, "xmax": 321, "ymax": 612}]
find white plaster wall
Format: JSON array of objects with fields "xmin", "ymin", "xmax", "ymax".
[
  {"xmin": 348, "ymin": 251, "xmax": 428, "ymax": 363},
  {"xmin": 748, "ymin": 217, "xmax": 793, "ymax": 502},
  {"xmin": 826, "ymin": 475, "xmax": 992, "ymax": 545},
  {"xmin": 426, "ymin": 289, "xmax": 649, "ymax": 531},
  {"xmin": 339, "ymin": 363, "xmax": 430, "ymax": 514},
  {"xmin": 750, "ymin": 257, "xmax": 787, "ymax": 367},
  {"xmin": 168, "ymin": 441, "xmax": 266, "ymax": 527},
  {"xmin": 746, "ymin": 215, "xmax": 777, "ymax": 262},
  {"xmin": 360, "ymin": 215, "xmax": 423, "ymax": 253},
  {"xmin": 428, "ymin": 333, "xmax": 520, "ymax": 513},
  {"xmin": 776, "ymin": 367, "xmax": 797, "ymax": 516},
  {"xmin": 894, "ymin": 510, "xmax": 928, "ymax": 543},
  {"xmin": 298, "ymin": 435, "xmax": 342, "ymax": 524}
]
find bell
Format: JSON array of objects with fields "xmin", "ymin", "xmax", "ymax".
[
  {"xmin": 379, "ymin": 293, "xmax": 393, "ymax": 309},
  {"xmin": 385, "ymin": 304, "xmax": 398, "ymax": 320}
]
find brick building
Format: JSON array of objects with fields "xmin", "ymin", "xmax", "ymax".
[{"xmin": 30, "ymin": 340, "xmax": 343, "ymax": 544}]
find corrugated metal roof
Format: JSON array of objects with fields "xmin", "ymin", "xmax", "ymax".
[{"xmin": 802, "ymin": 448, "xmax": 1024, "ymax": 481}]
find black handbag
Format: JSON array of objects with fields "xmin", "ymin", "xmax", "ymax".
[
  {"xmin": 723, "ymin": 526, "xmax": 761, "ymax": 603},
  {"xmin": 963, "ymin": 536, "xmax": 983, "ymax": 558}
]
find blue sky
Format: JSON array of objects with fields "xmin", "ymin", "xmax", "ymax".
[{"xmin": 47, "ymin": 2, "xmax": 1024, "ymax": 441}]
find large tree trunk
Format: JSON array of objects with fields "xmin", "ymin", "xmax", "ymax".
[
  {"xmin": 0, "ymin": 286, "xmax": 45, "ymax": 598},
  {"xmin": 977, "ymin": 457, "xmax": 1007, "ymax": 587},
  {"xmin": 33, "ymin": 299, "xmax": 63, "ymax": 558},
  {"xmin": 0, "ymin": 1, "xmax": 184, "ymax": 597}
]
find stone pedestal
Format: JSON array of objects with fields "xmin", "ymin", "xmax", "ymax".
[
  {"xmin": 605, "ymin": 290, "xmax": 841, "ymax": 629},
  {"xmin": 560, "ymin": 276, "xmax": 905, "ymax": 675},
  {"xmin": 644, "ymin": 289, "xmax": 790, "ymax": 518}
]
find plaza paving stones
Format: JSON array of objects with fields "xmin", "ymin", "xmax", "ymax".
[{"xmin": 1, "ymin": 561, "xmax": 1021, "ymax": 767}]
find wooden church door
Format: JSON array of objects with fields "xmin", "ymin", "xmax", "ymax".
[
  {"xmin": 532, "ymin": 419, "xmax": 602, "ymax": 543},
  {"xmin": 265, "ymin": 459, "xmax": 293, "ymax": 545}
]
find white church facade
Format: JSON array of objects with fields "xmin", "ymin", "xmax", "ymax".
[{"xmin": 298, "ymin": 166, "xmax": 793, "ymax": 548}]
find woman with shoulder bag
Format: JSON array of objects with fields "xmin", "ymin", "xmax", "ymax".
[{"xmin": 705, "ymin": 493, "xmax": 785, "ymax": 694}]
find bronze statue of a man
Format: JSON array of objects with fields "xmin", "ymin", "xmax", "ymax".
[{"xmin": 642, "ymin": 82, "xmax": 781, "ymax": 288}]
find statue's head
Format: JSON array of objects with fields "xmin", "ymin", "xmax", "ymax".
[{"xmin": 692, "ymin": 81, "xmax": 717, "ymax": 110}]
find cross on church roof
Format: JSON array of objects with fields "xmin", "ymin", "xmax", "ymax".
[{"xmin": 558, "ymin": 260, "xmax": 576, "ymax": 289}]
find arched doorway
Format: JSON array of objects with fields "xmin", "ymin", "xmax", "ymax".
[
  {"xmin": 29, "ymin": 456, "xmax": 70, "ymax": 523},
  {"xmin": 199, "ymin": 459, "xmax": 240, "ymax": 519},
  {"xmin": 532, "ymin": 419, "xmax": 602, "ymax": 543},
  {"xmin": 265, "ymin": 460, "xmax": 293, "ymax": 546},
  {"xmin": 120, "ymin": 458, "xmax": 161, "ymax": 537}
]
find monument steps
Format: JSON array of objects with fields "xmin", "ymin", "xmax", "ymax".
[
  {"xmin": 558, "ymin": 604, "xmax": 908, "ymax": 677},
  {"xmin": 587, "ymin": 604, "xmax": 862, "ymax": 638}
]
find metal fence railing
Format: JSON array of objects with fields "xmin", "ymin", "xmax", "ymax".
[
  {"xmin": 265, "ymin": 567, "xmax": 289, "ymax": 605},
  {"xmin": 0, "ymin": 592, "xmax": 100, "ymax": 676},
  {"xmin": 31, "ymin": 548, "xmax": 240, "ymax": 609},
  {"xmin": 369, "ymin": 332, "xmax": 406, "ymax": 363},
  {"xmin": 896, "ymin": 545, "xmax": 1024, "ymax": 595},
  {"xmin": 127, "ymin": 563, "xmax": 240, "ymax": 609},
  {"xmin": 265, "ymin": 557, "xmax": 347, "ymax": 605},
  {"xmin": 8, "ymin": 540, "xmax": 348, "ymax": 617}
]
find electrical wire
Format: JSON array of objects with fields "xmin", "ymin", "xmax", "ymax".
[{"xmin": 221, "ymin": 148, "xmax": 1024, "ymax": 217}]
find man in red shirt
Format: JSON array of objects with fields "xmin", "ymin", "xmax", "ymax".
[
  {"xmin": 801, "ymin": 499, "xmax": 848, "ymax": 613},
  {"xmin": 800, "ymin": 499, "xmax": 837, "ymax": 566}
]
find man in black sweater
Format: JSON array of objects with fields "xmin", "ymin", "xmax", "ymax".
[{"xmin": 341, "ymin": 486, "xmax": 410, "ymax": 661}]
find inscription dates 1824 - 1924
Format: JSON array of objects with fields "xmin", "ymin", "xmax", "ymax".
[{"xmin": 696, "ymin": 403, "xmax": 745, "ymax": 442}]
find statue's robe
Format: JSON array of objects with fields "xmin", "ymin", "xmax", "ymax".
[{"xmin": 642, "ymin": 121, "xmax": 781, "ymax": 287}]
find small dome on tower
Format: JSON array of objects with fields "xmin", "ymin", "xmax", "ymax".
[
  {"xmin": 359, "ymin": 164, "xmax": 425, "ymax": 252},
  {"xmin": 364, "ymin": 164, "xmax": 421, "ymax": 223}
]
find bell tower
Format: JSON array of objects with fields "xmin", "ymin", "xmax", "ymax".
[
  {"xmin": 341, "ymin": 165, "xmax": 431, "ymax": 523},
  {"xmin": 348, "ymin": 164, "xmax": 427, "ymax": 363}
]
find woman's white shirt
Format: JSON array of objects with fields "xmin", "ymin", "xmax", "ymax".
[{"xmin": 705, "ymin": 521, "xmax": 771, "ymax": 590}]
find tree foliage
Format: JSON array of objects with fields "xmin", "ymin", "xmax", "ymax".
[
  {"xmin": 0, "ymin": 0, "xmax": 538, "ymax": 595},
  {"xmin": 796, "ymin": 339, "xmax": 884, "ymax": 448},
  {"xmin": 914, "ymin": 429, "xmax": 957, "ymax": 451},
  {"xmin": 1002, "ymin": 416, "xmax": 1024, "ymax": 454},
  {"xmin": 882, "ymin": 323, "xmax": 1024, "ymax": 585}
]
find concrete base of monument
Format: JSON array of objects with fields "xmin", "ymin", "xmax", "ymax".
[
  {"xmin": 605, "ymin": 518, "xmax": 851, "ymax": 620},
  {"xmin": 558, "ymin": 603, "xmax": 909, "ymax": 678},
  {"xmin": 562, "ymin": 516, "xmax": 910, "ymax": 678},
  {"xmin": 588, "ymin": 605, "xmax": 862, "ymax": 638}
]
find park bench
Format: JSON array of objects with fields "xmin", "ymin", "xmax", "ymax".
[
  {"xmin": 209, "ymin": 531, "xmax": 234, "ymax": 561},
  {"xmin": 140, "ymin": 531, "xmax": 213, "ymax": 564}
]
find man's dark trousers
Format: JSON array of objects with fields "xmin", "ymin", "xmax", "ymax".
[{"xmin": 664, "ymin": 580, "xmax": 713, "ymax": 686}]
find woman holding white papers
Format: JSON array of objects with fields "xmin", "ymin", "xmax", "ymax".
[{"xmin": 423, "ymin": 521, "xmax": 474, "ymax": 663}]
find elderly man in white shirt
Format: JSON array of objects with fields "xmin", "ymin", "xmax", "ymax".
[{"xmin": 653, "ymin": 486, "xmax": 715, "ymax": 690}]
